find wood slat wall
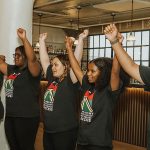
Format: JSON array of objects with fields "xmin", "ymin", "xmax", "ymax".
[{"xmin": 113, "ymin": 87, "xmax": 150, "ymax": 147}]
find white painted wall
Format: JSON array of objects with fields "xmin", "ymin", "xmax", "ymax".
[{"xmin": 0, "ymin": 0, "xmax": 34, "ymax": 149}]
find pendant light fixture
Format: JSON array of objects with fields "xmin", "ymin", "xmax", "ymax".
[
  {"xmin": 111, "ymin": 12, "xmax": 116, "ymax": 23},
  {"xmin": 36, "ymin": 13, "xmax": 43, "ymax": 48},
  {"xmin": 74, "ymin": 5, "xmax": 81, "ymax": 45},
  {"xmin": 127, "ymin": 0, "xmax": 136, "ymax": 42}
]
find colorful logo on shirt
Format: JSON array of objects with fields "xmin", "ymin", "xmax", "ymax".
[
  {"xmin": 44, "ymin": 81, "xmax": 58, "ymax": 111},
  {"xmin": 80, "ymin": 90, "xmax": 94, "ymax": 122},
  {"xmin": 5, "ymin": 73, "xmax": 20, "ymax": 98}
]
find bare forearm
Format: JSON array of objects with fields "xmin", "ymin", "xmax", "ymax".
[
  {"xmin": 22, "ymin": 38, "xmax": 37, "ymax": 62},
  {"xmin": 67, "ymin": 47, "xmax": 83, "ymax": 84},
  {"xmin": 74, "ymin": 39, "xmax": 84, "ymax": 63},
  {"xmin": 39, "ymin": 40, "xmax": 50, "ymax": 74},
  {"xmin": 110, "ymin": 56, "xmax": 120, "ymax": 90},
  {"xmin": 112, "ymin": 42, "xmax": 143, "ymax": 83},
  {"xmin": 112, "ymin": 55, "xmax": 120, "ymax": 76}
]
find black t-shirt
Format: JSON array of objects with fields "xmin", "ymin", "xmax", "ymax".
[
  {"xmin": 139, "ymin": 65, "xmax": 150, "ymax": 86},
  {"xmin": 5, "ymin": 65, "xmax": 41, "ymax": 117},
  {"xmin": 77, "ymin": 75, "xmax": 122, "ymax": 147},
  {"xmin": 43, "ymin": 65, "xmax": 79, "ymax": 133}
]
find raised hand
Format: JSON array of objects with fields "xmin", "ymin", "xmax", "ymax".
[
  {"xmin": 39, "ymin": 33, "xmax": 48, "ymax": 42},
  {"xmin": 65, "ymin": 36, "xmax": 74, "ymax": 51},
  {"xmin": 79, "ymin": 29, "xmax": 89, "ymax": 40},
  {"xmin": 104, "ymin": 24, "xmax": 118, "ymax": 42},
  {"xmin": 17, "ymin": 28, "xmax": 26, "ymax": 41},
  {"xmin": 117, "ymin": 32, "xmax": 124, "ymax": 44}
]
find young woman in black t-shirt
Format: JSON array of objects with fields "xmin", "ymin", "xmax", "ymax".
[
  {"xmin": 39, "ymin": 31, "xmax": 88, "ymax": 150},
  {"xmin": 0, "ymin": 28, "xmax": 41, "ymax": 150},
  {"xmin": 104, "ymin": 23, "xmax": 150, "ymax": 150},
  {"xmin": 66, "ymin": 32, "xmax": 129, "ymax": 150}
]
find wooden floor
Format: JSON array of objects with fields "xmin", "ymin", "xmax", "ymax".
[{"xmin": 35, "ymin": 123, "xmax": 146, "ymax": 150}]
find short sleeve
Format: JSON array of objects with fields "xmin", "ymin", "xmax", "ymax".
[{"xmin": 139, "ymin": 65, "xmax": 150, "ymax": 86}]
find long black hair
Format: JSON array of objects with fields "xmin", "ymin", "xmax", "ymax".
[{"xmin": 89, "ymin": 57, "xmax": 130, "ymax": 91}]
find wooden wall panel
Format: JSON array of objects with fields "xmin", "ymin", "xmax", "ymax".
[{"xmin": 113, "ymin": 88, "xmax": 150, "ymax": 147}]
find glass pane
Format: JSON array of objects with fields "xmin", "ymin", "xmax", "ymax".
[
  {"xmin": 94, "ymin": 35, "xmax": 99, "ymax": 48},
  {"xmin": 134, "ymin": 47, "xmax": 141, "ymax": 60},
  {"xmin": 100, "ymin": 35, "xmax": 105, "ymax": 47},
  {"xmin": 142, "ymin": 46, "xmax": 149, "ymax": 60},
  {"xmin": 135, "ymin": 61, "xmax": 140, "ymax": 65},
  {"xmin": 88, "ymin": 49, "xmax": 93, "ymax": 59},
  {"xmin": 89, "ymin": 36, "xmax": 93, "ymax": 48},
  {"xmin": 134, "ymin": 32, "xmax": 141, "ymax": 46},
  {"xmin": 142, "ymin": 31, "xmax": 149, "ymax": 45},
  {"xmin": 106, "ymin": 38, "xmax": 111, "ymax": 47},
  {"xmin": 94, "ymin": 49, "xmax": 99, "ymax": 59},
  {"xmin": 127, "ymin": 48, "xmax": 133, "ymax": 59},
  {"xmin": 105, "ymin": 48, "xmax": 111, "ymax": 58},
  {"xmin": 142, "ymin": 61, "xmax": 149, "ymax": 66},
  {"xmin": 122, "ymin": 33, "xmax": 126, "ymax": 46},
  {"xmin": 88, "ymin": 56, "xmax": 93, "ymax": 61},
  {"xmin": 99, "ymin": 49, "xmax": 104, "ymax": 57},
  {"xmin": 127, "ymin": 32, "xmax": 134, "ymax": 46},
  {"xmin": 127, "ymin": 40, "xmax": 134, "ymax": 46}
]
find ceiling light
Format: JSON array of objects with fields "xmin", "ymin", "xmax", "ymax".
[
  {"xmin": 36, "ymin": 13, "xmax": 43, "ymax": 48},
  {"xmin": 126, "ymin": 0, "xmax": 135, "ymax": 42},
  {"xmin": 127, "ymin": 32, "xmax": 135, "ymax": 41}
]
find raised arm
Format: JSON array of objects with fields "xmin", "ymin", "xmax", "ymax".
[
  {"xmin": 66, "ymin": 37, "xmax": 83, "ymax": 85},
  {"xmin": 104, "ymin": 24, "xmax": 143, "ymax": 84},
  {"xmin": 70, "ymin": 29, "xmax": 89, "ymax": 83},
  {"xmin": 39, "ymin": 33, "xmax": 50, "ymax": 75},
  {"xmin": 17, "ymin": 28, "xmax": 40, "ymax": 77},
  {"xmin": 110, "ymin": 55, "xmax": 120, "ymax": 91}
]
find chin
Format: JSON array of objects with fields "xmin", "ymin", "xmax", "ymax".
[
  {"xmin": 88, "ymin": 79, "xmax": 94, "ymax": 83},
  {"xmin": 53, "ymin": 74, "xmax": 59, "ymax": 78}
]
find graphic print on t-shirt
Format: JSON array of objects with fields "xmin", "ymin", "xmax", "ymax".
[
  {"xmin": 44, "ymin": 81, "xmax": 58, "ymax": 111},
  {"xmin": 5, "ymin": 73, "xmax": 20, "ymax": 98},
  {"xmin": 80, "ymin": 90, "xmax": 94, "ymax": 122}
]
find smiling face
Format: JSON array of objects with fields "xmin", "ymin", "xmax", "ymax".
[
  {"xmin": 51, "ymin": 57, "xmax": 66, "ymax": 78},
  {"xmin": 14, "ymin": 48, "xmax": 25, "ymax": 67},
  {"xmin": 87, "ymin": 62, "xmax": 100, "ymax": 83}
]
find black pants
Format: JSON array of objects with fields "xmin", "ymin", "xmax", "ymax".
[
  {"xmin": 43, "ymin": 128, "xmax": 78, "ymax": 150},
  {"xmin": 77, "ymin": 144, "xmax": 112, "ymax": 150},
  {"xmin": 5, "ymin": 116, "xmax": 39, "ymax": 150}
]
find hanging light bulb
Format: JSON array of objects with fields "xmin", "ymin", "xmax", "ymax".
[
  {"xmin": 36, "ymin": 13, "xmax": 43, "ymax": 48},
  {"xmin": 72, "ymin": 6, "xmax": 82, "ymax": 45},
  {"xmin": 127, "ymin": 0, "xmax": 135, "ymax": 42},
  {"xmin": 36, "ymin": 42, "xmax": 40, "ymax": 47},
  {"xmin": 74, "ymin": 40, "xmax": 79, "ymax": 45},
  {"xmin": 127, "ymin": 32, "xmax": 136, "ymax": 41}
]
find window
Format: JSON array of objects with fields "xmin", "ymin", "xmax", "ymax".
[{"xmin": 87, "ymin": 30, "xmax": 150, "ymax": 67}]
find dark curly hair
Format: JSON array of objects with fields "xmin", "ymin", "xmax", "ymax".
[{"xmin": 89, "ymin": 57, "xmax": 130, "ymax": 91}]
